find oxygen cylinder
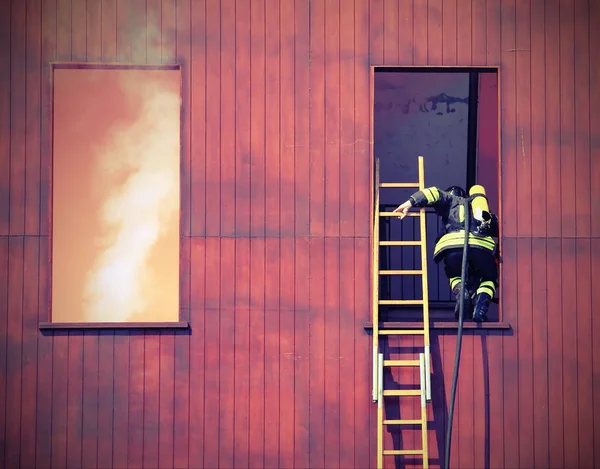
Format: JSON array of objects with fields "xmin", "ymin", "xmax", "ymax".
[{"xmin": 469, "ymin": 185, "xmax": 491, "ymax": 222}]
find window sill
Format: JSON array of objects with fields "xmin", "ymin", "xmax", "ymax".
[
  {"xmin": 39, "ymin": 321, "xmax": 190, "ymax": 330},
  {"xmin": 364, "ymin": 320, "xmax": 511, "ymax": 331}
]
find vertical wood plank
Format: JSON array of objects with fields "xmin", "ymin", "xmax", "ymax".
[
  {"xmin": 158, "ymin": 332, "xmax": 177, "ymax": 468},
  {"xmin": 562, "ymin": 238, "xmax": 579, "ymax": 469},
  {"xmin": 9, "ymin": 0, "xmax": 26, "ymax": 236},
  {"xmin": 147, "ymin": 0, "xmax": 162, "ymax": 63},
  {"xmin": 71, "ymin": 0, "xmax": 86, "ymax": 61},
  {"xmin": 456, "ymin": 0, "xmax": 472, "ymax": 65},
  {"xmin": 546, "ymin": 238, "xmax": 564, "ymax": 467},
  {"xmin": 35, "ymin": 238, "xmax": 52, "ymax": 467},
  {"xmin": 199, "ymin": 237, "xmax": 218, "ymax": 467},
  {"xmin": 0, "ymin": 0, "xmax": 10, "ymax": 235},
  {"xmin": 591, "ymin": 0, "xmax": 600, "ymax": 238},
  {"xmin": 515, "ymin": 1, "xmax": 532, "ymax": 238},
  {"xmin": 86, "ymin": 0, "xmax": 102, "ymax": 62},
  {"xmin": 592, "ymin": 239, "xmax": 600, "ymax": 467},
  {"xmin": 324, "ymin": 237, "xmax": 341, "ymax": 467},
  {"xmin": 25, "ymin": 0, "xmax": 42, "ymax": 236},
  {"xmin": 101, "ymin": 0, "xmax": 117, "ymax": 62},
  {"xmin": 219, "ymin": 0, "xmax": 236, "ymax": 238},
  {"xmin": 574, "ymin": 0, "xmax": 591, "ymax": 238},
  {"xmin": 248, "ymin": 237, "xmax": 266, "ymax": 469},
  {"xmin": 487, "ymin": 329, "xmax": 505, "ymax": 469},
  {"xmin": 383, "ymin": 0, "xmax": 399, "ymax": 64},
  {"xmin": 173, "ymin": 237, "xmax": 190, "ymax": 469},
  {"xmin": 501, "ymin": 237, "xmax": 519, "ymax": 468},
  {"xmin": 517, "ymin": 238, "xmax": 534, "ymax": 469},
  {"xmin": 278, "ymin": 237, "xmax": 295, "ymax": 469},
  {"xmin": 309, "ymin": 0, "xmax": 325, "ymax": 237},
  {"xmin": 413, "ymin": 0, "xmax": 428, "ymax": 64},
  {"xmin": 173, "ymin": 327, "xmax": 190, "ymax": 469},
  {"xmin": 127, "ymin": 332, "xmax": 145, "ymax": 469},
  {"xmin": 354, "ymin": 0, "xmax": 370, "ymax": 238},
  {"xmin": 531, "ymin": 238, "xmax": 549, "ymax": 469},
  {"xmin": 264, "ymin": 0, "xmax": 280, "ymax": 238},
  {"xmin": 188, "ymin": 238, "xmax": 207, "ymax": 468},
  {"xmin": 219, "ymin": 238, "xmax": 235, "ymax": 469},
  {"xmin": 530, "ymin": 0, "xmax": 546, "ymax": 238},
  {"xmin": 235, "ymin": 0, "xmax": 251, "ymax": 237},
  {"xmin": 112, "ymin": 331, "xmax": 130, "ymax": 468},
  {"xmin": 263, "ymin": 236, "xmax": 281, "ymax": 469},
  {"xmin": 161, "ymin": 0, "xmax": 176, "ymax": 63},
  {"xmin": 96, "ymin": 330, "xmax": 114, "ymax": 469},
  {"xmin": 309, "ymin": 238, "xmax": 325, "ymax": 468},
  {"xmin": 38, "ymin": 0, "xmax": 55, "ymax": 238},
  {"xmin": 189, "ymin": 0, "xmax": 206, "ymax": 237},
  {"xmin": 457, "ymin": 333, "xmax": 474, "ymax": 469},
  {"xmin": 339, "ymin": 239, "xmax": 355, "ymax": 469},
  {"xmin": 576, "ymin": 239, "xmax": 594, "ymax": 467},
  {"xmin": 279, "ymin": 0, "xmax": 295, "ymax": 238},
  {"xmin": 338, "ymin": 3, "xmax": 355, "ymax": 240},
  {"xmin": 249, "ymin": 0, "xmax": 266, "ymax": 237},
  {"xmin": 398, "ymin": 0, "xmax": 414, "ymax": 64},
  {"xmin": 428, "ymin": 0, "xmax": 443, "ymax": 65},
  {"xmin": 325, "ymin": 0, "xmax": 340, "ymax": 238},
  {"xmin": 353, "ymin": 237, "xmax": 372, "ymax": 468},
  {"xmin": 369, "ymin": 0, "xmax": 383, "ymax": 65},
  {"xmin": 177, "ymin": 0, "xmax": 192, "ymax": 240},
  {"xmin": 4, "ymin": 237, "xmax": 24, "ymax": 469},
  {"xmin": 294, "ymin": 237, "xmax": 310, "ymax": 468},
  {"xmin": 51, "ymin": 331, "xmax": 69, "ymax": 469},
  {"xmin": 500, "ymin": 0, "xmax": 517, "ymax": 237},
  {"xmin": 0, "ymin": 238, "xmax": 8, "ymax": 460},
  {"xmin": 294, "ymin": 0, "xmax": 310, "ymax": 237},
  {"xmin": 116, "ymin": 0, "xmax": 133, "ymax": 62},
  {"xmin": 545, "ymin": 0, "xmax": 561, "ymax": 237},
  {"xmin": 143, "ymin": 332, "xmax": 160, "ymax": 468},
  {"xmin": 20, "ymin": 73, "xmax": 41, "ymax": 469},
  {"xmin": 471, "ymin": 0, "xmax": 487, "ymax": 65},
  {"xmin": 81, "ymin": 332, "xmax": 99, "ymax": 469},
  {"xmin": 487, "ymin": 0, "xmax": 501, "ymax": 65},
  {"xmin": 204, "ymin": 0, "xmax": 221, "ymax": 237},
  {"xmin": 559, "ymin": 0, "xmax": 576, "ymax": 238},
  {"xmin": 234, "ymin": 238, "xmax": 251, "ymax": 468},
  {"xmin": 442, "ymin": 0, "xmax": 457, "ymax": 64}
]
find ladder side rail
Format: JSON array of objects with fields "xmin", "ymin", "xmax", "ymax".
[
  {"xmin": 372, "ymin": 158, "xmax": 381, "ymax": 402},
  {"xmin": 417, "ymin": 156, "xmax": 433, "ymax": 401}
]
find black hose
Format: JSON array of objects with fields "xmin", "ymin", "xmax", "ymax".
[{"xmin": 444, "ymin": 198, "xmax": 470, "ymax": 469}]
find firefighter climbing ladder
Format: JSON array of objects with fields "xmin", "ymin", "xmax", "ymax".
[{"xmin": 372, "ymin": 155, "xmax": 432, "ymax": 469}]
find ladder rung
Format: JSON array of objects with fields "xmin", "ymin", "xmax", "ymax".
[
  {"xmin": 384, "ymin": 419, "xmax": 422, "ymax": 425},
  {"xmin": 379, "ymin": 240, "xmax": 422, "ymax": 246},
  {"xmin": 379, "ymin": 270, "xmax": 423, "ymax": 275},
  {"xmin": 383, "ymin": 450, "xmax": 424, "ymax": 456},
  {"xmin": 383, "ymin": 389, "xmax": 422, "ymax": 396},
  {"xmin": 379, "ymin": 183, "xmax": 420, "ymax": 188},
  {"xmin": 379, "ymin": 212, "xmax": 420, "ymax": 217},
  {"xmin": 383, "ymin": 359, "xmax": 420, "ymax": 367},
  {"xmin": 379, "ymin": 300, "xmax": 424, "ymax": 305},
  {"xmin": 379, "ymin": 329, "xmax": 426, "ymax": 335}
]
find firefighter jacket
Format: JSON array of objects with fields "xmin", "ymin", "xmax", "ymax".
[{"xmin": 408, "ymin": 187, "xmax": 498, "ymax": 263}]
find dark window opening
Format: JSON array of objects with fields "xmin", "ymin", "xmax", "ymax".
[{"xmin": 373, "ymin": 66, "xmax": 500, "ymax": 323}]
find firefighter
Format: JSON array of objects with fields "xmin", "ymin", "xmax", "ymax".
[{"xmin": 393, "ymin": 186, "xmax": 499, "ymax": 322}]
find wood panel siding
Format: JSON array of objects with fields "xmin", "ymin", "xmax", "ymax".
[{"xmin": 0, "ymin": 1, "xmax": 598, "ymax": 468}]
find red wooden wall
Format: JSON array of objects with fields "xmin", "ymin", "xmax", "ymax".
[{"xmin": 0, "ymin": 1, "xmax": 598, "ymax": 468}]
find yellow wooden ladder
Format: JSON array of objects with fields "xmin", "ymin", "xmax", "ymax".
[{"xmin": 372, "ymin": 155, "xmax": 432, "ymax": 469}]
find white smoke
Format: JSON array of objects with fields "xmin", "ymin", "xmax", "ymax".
[{"xmin": 83, "ymin": 71, "xmax": 180, "ymax": 322}]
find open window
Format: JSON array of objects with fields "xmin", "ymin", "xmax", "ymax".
[{"xmin": 373, "ymin": 66, "xmax": 501, "ymax": 324}]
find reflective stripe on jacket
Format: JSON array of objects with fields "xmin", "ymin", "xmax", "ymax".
[{"xmin": 408, "ymin": 186, "xmax": 497, "ymax": 263}]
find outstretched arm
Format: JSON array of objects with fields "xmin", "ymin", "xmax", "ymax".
[{"xmin": 393, "ymin": 187, "xmax": 450, "ymax": 219}]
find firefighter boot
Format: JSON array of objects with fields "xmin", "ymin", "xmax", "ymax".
[
  {"xmin": 452, "ymin": 283, "xmax": 471, "ymax": 320},
  {"xmin": 472, "ymin": 292, "xmax": 492, "ymax": 323}
]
